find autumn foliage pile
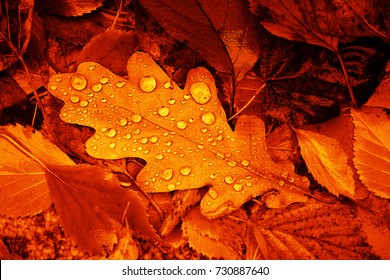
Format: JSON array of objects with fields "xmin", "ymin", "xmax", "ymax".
[{"xmin": 0, "ymin": 0, "xmax": 389, "ymax": 260}]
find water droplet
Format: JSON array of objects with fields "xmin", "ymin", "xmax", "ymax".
[
  {"xmin": 180, "ymin": 166, "xmax": 191, "ymax": 176},
  {"xmin": 246, "ymin": 182, "xmax": 252, "ymax": 187},
  {"xmin": 281, "ymin": 171, "xmax": 288, "ymax": 178},
  {"xmin": 246, "ymin": 175, "xmax": 251, "ymax": 180},
  {"xmin": 167, "ymin": 183, "xmax": 176, "ymax": 191},
  {"xmin": 241, "ymin": 159, "xmax": 250, "ymax": 166},
  {"xmin": 289, "ymin": 177, "xmax": 295, "ymax": 183},
  {"xmin": 208, "ymin": 189, "xmax": 218, "ymax": 199},
  {"xmin": 168, "ymin": 98, "xmax": 176, "ymax": 105},
  {"xmin": 71, "ymin": 74, "xmax": 87, "ymax": 90},
  {"xmin": 62, "ymin": 91, "xmax": 68, "ymax": 96},
  {"xmin": 141, "ymin": 137, "xmax": 148, "ymax": 144},
  {"xmin": 79, "ymin": 100, "xmax": 89, "ymax": 107},
  {"xmin": 158, "ymin": 106, "xmax": 170, "ymax": 117},
  {"xmin": 55, "ymin": 76, "xmax": 62, "ymax": 82},
  {"xmin": 210, "ymin": 173, "xmax": 216, "ymax": 179},
  {"xmin": 124, "ymin": 133, "xmax": 132, "ymax": 140},
  {"xmin": 100, "ymin": 76, "xmax": 109, "ymax": 84},
  {"xmin": 201, "ymin": 128, "xmax": 208, "ymax": 133},
  {"xmin": 165, "ymin": 141, "xmax": 172, "ymax": 147},
  {"xmin": 91, "ymin": 82, "xmax": 103, "ymax": 92},
  {"xmin": 119, "ymin": 118, "xmax": 127, "ymax": 126},
  {"xmin": 201, "ymin": 112, "xmax": 215, "ymax": 125},
  {"xmin": 108, "ymin": 142, "xmax": 116, "ymax": 149},
  {"xmin": 50, "ymin": 85, "xmax": 57, "ymax": 91},
  {"xmin": 116, "ymin": 81, "xmax": 126, "ymax": 88},
  {"xmin": 137, "ymin": 146, "xmax": 143, "ymax": 151},
  {"xmin": 176, "ymin": 121, "xmax": 187, "ymax": 129},
  {"xmin": 140, "ymin": 76, "xmax": 157, "ymax": 92},
  {"xmin": 190, "ymin": 81, "xmax": 212, "ymax": 104},
  {"xmin": 144, "ymin": 150, "xmax": 150, "ymax": 155},
  {"xmin": 155, "ymin": 153, "xmax": 163, "ymax": 160},
  {"xmin": 70, "ymin": 95, "xmax": 80, "ymax": 103},
  {"xmin": 162, "ymin": 168, "xmax": 173, "ymax": 180},
  {"xmin": 183, "ymin": 93, "xmax": 191, "ymax": 100},
  {"xmin": 216, "ymin": 153, "xmax": 224, "ymax": 159},
  {"xmin": 88, "ymin": 65, "xmax": 96, "ymax": 71},
  {"xmin": 224, "ymin": 176, "xmax": 234, "ymax": 184},
  {"xmin": 216, "ymin": 135, "xmax": 223, "ymax": 141},
  {"xmin": 197, "ymin": 144, "xmax": 204, "ymax": 149},
  {"xmin": 227, "ymin": 161, "xmax": 237, "ymax": 167},
  {"xmin": 233, "ymin": 183, "xmax": 243, "ymax": 191},
  {"xmin": 133, "ymin": 129, "xmax": 141, "ymax": 135},
  {"xmin": 100, "ymin": 127, "xmax": 107, "ymax": 132},
  {"xmin": 164, "ymin": 81, "xmax": 172, "ymax": 89},
  {"xmin": 107, "ymin": 128, "xmax": 117, "ymax": 138},
  {"xmin": 101, "ymin": 98, "xmax": 107, "ymax": 103},
  {"xmin": 130, "ymin": 114, "xmax": 142, "ymax": 123}
]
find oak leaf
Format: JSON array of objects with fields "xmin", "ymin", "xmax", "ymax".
[
  {"xmin": 40, "ymin": 0, "xmax": 103, "ymax": 17},
  {"xmin": 352, "ymin": 107, "xmax": 390, "ymax": 198},
  {"xmin": 296, "ymin": 128, "xmax": 355, "ymax": 198},
  {"xmin": 246, "ymin": 199, "xmax": 375, "ymax": 259},
  {"xmin": 139, "ymin": 0, "xmax": 261, "ymax": 83},
  {"xmin": 48, "ymin": 52, "xmax": 310, "ymax": 219}
]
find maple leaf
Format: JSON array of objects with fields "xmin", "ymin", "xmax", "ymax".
[
  {"xmin": 352, "ymin": 107, "xmax": 390, "ymax": 198},
  {"xmin": 296, "ymin": 128, "xmax": 355, "ymax": 198},
  {"xmin": 47, "ymin": 52, "xmax": 310, "ymax": 219},
  {"xmin": 246, "ymin": 199, "xmax": 376, "ymax": 259},
  {"xmin": 139, "ymin": 0, "xmax": 261, "ymax": 83},
  {"xmin": 0, "ymin": 125, "xmax": 155, "ymax": 253},
  {"xmin": 40, "ymin": 0, "xmax": 103, "ymax": 17}
]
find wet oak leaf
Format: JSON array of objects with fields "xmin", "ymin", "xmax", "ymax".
[
  {"xmin": 139, "ymin": 0, "xmax": 261, "ymax": 83},
  {"xmin": 352, "ymin": 107, "xmax": 390, "ymax": 198},
  {"xmin": 47, "ymin": 52, "xmax": 310, "ymax": 219},
  {"xmin": 246, "ymin": 199, "xmax": 375, "ymax": 259},
  {"xmin": 296, "ymin": 128, "xmax": 355, "ymax": 198},
  {"xmin": 182, "ymin": 206, "xmax": 246, "ymax": 259},
  {"xmin": 40, "ymin": 0, "xmax": 103, "ymax": 17}
]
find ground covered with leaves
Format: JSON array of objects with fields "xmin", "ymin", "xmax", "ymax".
[{"xmin": 0, "ymin": 0, "xmax": 390, "ymax": 260}]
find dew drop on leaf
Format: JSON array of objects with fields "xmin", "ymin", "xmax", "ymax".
[
  {"xmin": 210, "ymin": 173, "xmax": 216, "ymax": 179},
  {"xmin": 233, "ymin": 183, "xmax": 243, "ymax": 191},
  {"xmin": 227, "ymin": 161, "xmax": 237, "ymax": 167},
  {"xmin": 141, "ymin": 137, "xmax": 148, "ymax": 144},
  {"xmin": 208, "ymin": 189, "xmax": 218, "ymax": 199},
  {"xmin": 162, "ymin": 168, "xmax": 173, "ymax": 180},
  {"xmin": 140, "ymin": 76, "xmax": 157, "ymax": 92},
  {"xmin": 79, "ymin": 100, "xmax": 89, "ymax": 107},
  {"xmin": 132, "ymin": 114, "xmax": 142, "ymax": 123},
  {"xmin": 278, "ymin": 181, "xmax": 285, "ymax": 186},
  {"xmin": 88, "ymin": 65, "xmax": 96, "ymax": 71},
  {"xmin": 281, "ymin": 171, "xmax": 288, "ymax": 178},
  {"xmin": 100, "ymin": 127, "xmax": 107, "ymax": 132},
  {"xmin": 180, "ymin": 166, "xmax": 191, "ymax": 176},
  {"xmin": 168, "ymin": 98, "xmax": 176, "ymax": 105},
  {"xmin": 189, "ymin": 81, "xmax": 212, "ymax": 104},
  {"xmin": 101, "ymin": 98, "xmax": 107, "ymax": 103},
  {"xmin": 164, "ymin": 81, "xmax": 171, "ymax": 89},
  {"xmin": 224, "ymin": 176, "xmax": 235, "ymax": 184},
  {"xmin": 116, "ymin": 81, "xmax": 126, "ymax": 88},
  {"xmin": 216, "ymin": 153, "xmax": 224, "ymax": 159},
  {"xmin": 133, "ymin": 129, "xmax": 141, "ymax": 135},
  {"xmin": 107, "ymin": 128, "xmax": 117, "ymax": 138},
  {"xmin": 91, "ymin": 82, "xmax": 103, "ymax": 92},
  {"xmin": 150, "ymin": 136, "xmax": 158, "ymax": 143},
  {"xmin": 241, "ymin": 159, "xmax": 249, "ymax": 166},
  {"xmin": 176, "ymin": 121, "xmax": 187, "ymax": 129},
  {"xmin": 155, "ymin": 153, "xmax": 163, "ymax": 160},
  {"xmin": 71, "ymin": 74, "xmax": 87, "ymax": 90},
  {"xmin": 50, "ymin": 85, "xmax": 57, "ymax": 90},
  {"xmin": 201, "ymin": 112, "xmax": 215, "ymax": 125},
  {"xmin": 124, "ymin": 133, "xmax": 132, "ymax": 139},
  {"xmin": 165, "ymin": 141, "xmax": 172, "ymax": 147},
  {"xmin": 119, "ymin": 118, "xmax": 127, "ymax": 126},
  {"xmin": 100, "ymin": 76, "xmax": 109, "ymax": 84},
  {"xmin": 62, "ymin": 91, "xmax": 68, "ymax": 96},
  {"xmin": 167, "ymin": 183, "xmax": 176, "ymax": 191},
  {"xmin": 70, "ymin": 95, "xmax": 80, "ymax": 103},
  {"xmin": 108, "ymin": 143, "xmax": 116, "ymax": 149},
  {"xmin": 158, "ymin": 106, "xmax": 170, "ymax": 117}
]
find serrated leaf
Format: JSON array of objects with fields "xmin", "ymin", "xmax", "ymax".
[
  {"xmin": 352, "ymin": 107, "xmax": 390, "ymax": 198},
  {"xmin": 250, "ymin": 0, "xmax": 389, "ymax": 52},
  {"xmin": 296, "ymin": 128, "xmax": 355, "ymax": 198},
  {"xmin": 41, "ymin": 0, "xmax": 103, "ymax": 17},
  {"xmin": 182, "ymin": 206, "xmax": 246, "ymax": 259},
  {"xmin": 139, "ymin": 0, "xmax": 260, "ymax": 83},
  {"xmin": 48, "ymin": 52, "xmax": 310, "ymax": 219},
  {"xmin": 247, "ymin": 199, "xmax": 375, "ymax": 259}
]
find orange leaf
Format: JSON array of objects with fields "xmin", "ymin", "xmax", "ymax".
[{"xmin": 48, "ymin": 52, "xmax": 310, "ymax": 219}]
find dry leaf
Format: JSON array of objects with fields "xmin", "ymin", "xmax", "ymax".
[
  {"xmin": 250, "ymin": 0, "xmax": 389, "ymax": 52},
  {"xmin": 296, "ymin": 128, "xmax": 355, "ymax": 198},
  {"xmin": 41, "ymin": 0, "xmax": 103, "ymax": 17},
  {"xmin": 139, "ymin": 0, "xmax": 261, "ymax": 83},
  {"xmin": 48, "ymin": 52, "xmax": 310, "ymax": 219},
  {"xmin": 352, "ymin": 107, "xmax": 390, "ymax": 198},
  {"xmin": 182, "ymin": 206, "xmax": 246, "ymax": 259},
  {"xmin": 266, "ymin": 124, "xmax": 297, "ymax": 162},
  {"xmin": 246, "ymin": 199, "xmax": 375, "ymax": 259},
  {"xmin": 365, "ymin": 71, "xmax": 390, "ymax": 108}
]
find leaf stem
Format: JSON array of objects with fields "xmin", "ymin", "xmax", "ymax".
[{"xmin": 336, "ymin": 50, "xmax": 357, "ymax": 107}]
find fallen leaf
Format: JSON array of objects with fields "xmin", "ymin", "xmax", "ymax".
[
  {"xmin": 247, "ymin": 199, "xmax": 376, "ymax": 259},
  {"xmin": 182, "ymin": 206, "xmax": 246, "ymax": 259},
  {"xmin": 41, "ymin": 0, "xmax": 104, "ymax": 17},
  {"xmin": 48, "ymin": 52, "xmax": 310, "ymax": 219},
  {"xmin": 250, "ymin": 0, "xmax": 389, "ymax": 52},
  {"xmin": 296, "ymin": 128, "xmax": 355, "ymax": 198},
  {"xmin": 365, "ymin": 69, "xmax": 390, "ymax": 108},
  {"xmin": 266, "ymin": 124, "xmax": 297, "ymax": 162},
  {"xmin": 352, "ymin": 107, "xmax": 390, "ymax": 198},
  {"xmin": 0, "ymin": 0, "xmax": 34, "ymax": 71},
  {"xmin": 139, "ymin": 0, "xmax": 261, "ymax": 83}
]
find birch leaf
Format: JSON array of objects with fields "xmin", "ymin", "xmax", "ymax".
[
  {"xmin": 247, "ymin": 199, "xmax": 375, "ymax": 259},
  {"xmin": 48, "ymin": 52, "xmax": 310, "ymax": 219},
  {"xmin": 296, "ymin": 129, "xmax": 355, "ymax": 198},
  {"xmin": 352, "ymin": 107, "xmax": 390, "ymax": 198}
]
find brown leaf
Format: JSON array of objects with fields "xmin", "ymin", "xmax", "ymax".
[
  {"xmin": 296, "ymin": 128, "xmax": 356, "ymax": 198},
  {"xmin": 0, "ymin": 0, "xmax": 34, "ymax": 71},
  {"xmin": 48, "ymin": 52, "xmax": 310, "ymax": 219},
  {"xmin": 250, "ymin": 0, "xmax": 389, "ymax": 51},
  {"xmin": 247, "ymin": 199, "xmax": 376, "ymax": 259},
  {"xmin": 41, "ymin": 0, "xmax": 103, "ymax": 17},
  {"xmin": 352, "ymin": 107, "xmax": 390, "ymax": 198},
  {"xmin": 182, "ymin": 206, "xmax": 246, "ymax": 259},
  {"xmin": 266, "ymin": 124, "xmax": 297, "ymax": 162},
  {"xmin": 139, "ymin": 0, "xmax": 261, "ymax": 83}
]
